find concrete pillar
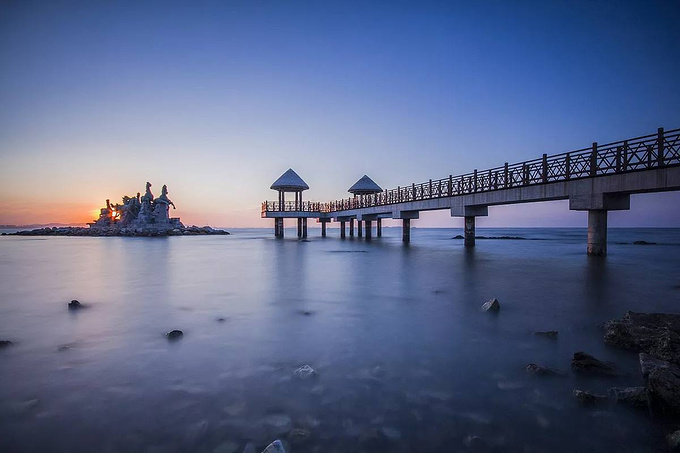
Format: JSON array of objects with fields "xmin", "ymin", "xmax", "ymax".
[
  {"xmin": 340, "ymin": 221, "xmax": 346, "ymax": 239},
  {"xmin": 297, "ymin": 218, "xmax": 302, "ymax": 238},
  {"xmin": 587, "ymin": 210, "xmax": 607, "ymax": 256},
  {"xmin": 377, "ymin": 218, "xmax": 382, "ymax": 237},
  {"xmin": 349, "ymin": 219, "xmax": 354, "ymax": 237},
  {"xmin": 358, "ymin": 220, "xmax": 363, "ymax": 238},
  {"xmin": 275, "ymin": 218, "xmax": 284, "ymax": 238},
  {"xmin": 365, "ymin": 220, "xmax": 372, "ymax": 240},
  {"xmin": 321, "ymin": 220, "xmax": 326, "ymax": 237},
  {"xmin": 302, "ymin": 218, "xmax": 307, "ymax": 239},
  {"xmin": 464, "ymin": 216, "xmax": 475, "ymax": 247},
  {"xmin": 402, "ymin": 219, "xmax": 410, "ymax": 243}
]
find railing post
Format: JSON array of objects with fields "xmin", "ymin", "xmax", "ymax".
[
  {"xmin": 504, "ymin": 163, "xmax": 509, "ymax": 188},
  {"xmin": 397, "ymin": 186, "xmax": 401, "ymax": 202},
  {"xmin": 429, "ymin": 179, "xmax": 432, "ymax": 198},
  {"xmin": 412, "ymin": 183, "xmax": 415, "ymax": 200},
  {"xmin": 542, "ymin": 153, "xmax": 548, "ymax": 183},
  {"xmin": 658, "ymin": 127, "xmax": 665, "ymax": 167},
  {"xmin": 448, "ymin": 175, "xmax": 453, "ymax": 196},
  {"xmin": 487, "ymin": 169, "xmax": 492, "ymax": 190},
  {"xmin": 473, "ymin": 169, "xmax": 478, "ymax": 192},
  {"xmin": 647, "ymin": 144, "xmax": 653, "ymax": 168},
  {"xmin": 565, "ymin": 153, "xmax": 571, "ymax": 179},
  {"xmin": 522, "ymin": 163, "xmax": 528, "ymax": 185},
  {"xmin": 623, "ymin": 140, "xmax": 628, "ymax": 171},
  {"xmin": 616, "ymin": 146, "xmax": 622, "ymax": 172},
  {"xmin": 590, "ymin": 142, "xmax": 598, "ymax": 177}
]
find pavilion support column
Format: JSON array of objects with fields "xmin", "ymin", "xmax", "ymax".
[
  {"xmin": 340, "ymin": 221, "xmax": 346, "ymax": 238},
  {"xmin": 321, "ymin": 220, "xmax": 327, "ymax": 237},
  {"xmin": 365, "ymin": 220, "xmax": 372, "ymax": 240},
  {"xmin": 587, "ymin": 210, "xmax": 607, "ymax": 256},
  {"xmin": 275, "ymin": 218, "xmax": 284, "ymax": 238},
  {"xmin": 358, "ymin": 220, "xmax": 363, "ymax": 238},
  {"xmin": 302, "ymin": 218, "xmax": 308, "ymax": 239},
  {"xmin": 297, "ymin": 218, "xmax": 302, "ymax": 238},
  {"xmin": 402, "ymin": 219, "xmax": 410, "ymax": 243},
  {"xmin": 464, "ymin": 216, "xmax": 476, "ymax": 247},
  {"xmin": 349, "ymin": 219, "xmax": 354, "ymax": 237},
  {"xmin": 377, "ymin": 218, "xmax": 382, "ymax": 237}
]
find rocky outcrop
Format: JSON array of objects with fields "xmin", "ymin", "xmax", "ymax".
[
  {"xmin": 0, "ymin": 340, "xmax": 13, "ymax": 348},
  {"xmin": 608, "ymin": 386, "xmax": 649, "ymax": 409},
  {"xmin": 573, "ymin": 389, "xmax": 607, "ymax": 404},
  {"xmin": 9, "ymin": 225, "xmax": 229, "ymax": 237},
  {"xmin": 481, "ymin": 298, "xmax": 500, "ymax": 312},
  {"xmin": 604, "ymin": 312, "xmax": 680, "ymax": 365},
  {"xmin": 261, "ymin": 440, "xmax": 286, "ymax": 453},
  {"xmin": 526, "ymin": 363, "xmax": 563, "ymax": 376},
  {"xmin": 640, "ymin": 353, "xmax": 680, "ymax": 413},
  {"xmin": 167, "ymin": 330, "xmax": 184, "ymax": 340},
  {"xmin": 68, "ymin": 299, "xmax": 84, "ymax": 310},
  {"xmin": 571, "ymin": 352, "xmax": 618, "ymax": 376},
  {"xmin": 293, "ymin": 365, "xmax": 317, "ymax": 379}
]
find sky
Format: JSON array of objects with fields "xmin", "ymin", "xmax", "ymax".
[{"xmin": 1, "ymin": 0, "xmax": 679, "ymax": 228}]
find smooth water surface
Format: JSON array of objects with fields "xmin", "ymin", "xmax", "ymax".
[{"xmin": 1, "ymin": 228, "xmax": 679, "ymax": 452}]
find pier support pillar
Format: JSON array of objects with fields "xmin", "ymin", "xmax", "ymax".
[
  {"xmin": 340, "ymin": 221, "xmax": 346, "ymax": 238},
  {"xmin": 365, "ymin": 220, "xmax": 372, "ymax": 240},
  {"xmin": 377, "ymin": 218, "xmax": 382, "ymax": 237},
  {"xmin": 587, "ymin": 210, "xmax": 607, "ymax": 256},
  {"xmin": 349, "ymin": 219, "xmax": 354, "ymax": 237},
  {"xmin": 274, "ymin": 218, "xmax": 284, "ymax": 238},
  {"xmin": 402, "ymin": 219, "xmax": 410, "ymax": 243},
  {"xmin": 321, "ymin": 219, "xmax": 327, "ymax": 237},
  {"xmin": 358, "ymin": 220, "xmax": 363, "ymax": 238},
  {"xmin": 297, "ymin": 218, "xmax": 302, "ymax": 238},
  {"xmin": 302, "ymin": 218, "xmax": 307, "ymax": 239},
  {"xmin": 464, "ymin": 216, "xmax": 475, "ymax": 247}
]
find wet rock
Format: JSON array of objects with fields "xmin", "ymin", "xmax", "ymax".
[
  {"xmin": 571, "ymin": 351, "xmax": 618, "ymax": 376},
  {"xmin": 287, "ymin": 428, "xmax": 310, "ymax": 445},
  {"xmin": 633, "ymin": 240, "xmax": 656, "ymax": 245},
  {"xmin": 166, "ymin": 330, "xmax": 184, "ymax": 340},
  {"xmin": 358, "ymin": 428, "xmax": 389, "ymax": 451},
  {"xmin": 452, "ymin": 235, "xmax": 464, "ymax": 239},
  {"xmin": 68, "ymin": 299, "xmax": 84, "ymax": 310},
  {"xmin": 533, "ymin": 330, "xmax": 558, "ymax": 339},
  {"xmin": 481, "ymin": 298, "xmax": 500, "ymax": 312},
  {"xmin": 526, "ymin": 363, "xmax": 562, "ymax": 376},
  {"xmin": 641, "ymin": 354, "xmax": 680, "ymax": 413},
  {"xmin": 604, "ymin": 312, "xmax": 680, "ymax": 365},
  {"xmin": 573, "ymin": 389, "xmax": 607, "ymax": 405},
  {"xmin": 261, "ymin": 440, "xmax": 286, "ymax": 453},
  {"xmin": 607, "ymin": 386, "xmax": 649, "ymax": 409},
  {"xmin": 293, "ymin": 365, "xmax": 317, "ymax": 379},
  {"xmin": 668, "ymin": 430, "xmax": 680, "ymax": 451},
  {"xmin": 0, "ymin": 340, "xmax": 13, "ymax": 348},
  {"xmin": 216, "ymin": 317, "xmax": 227, "ymax": 322}
]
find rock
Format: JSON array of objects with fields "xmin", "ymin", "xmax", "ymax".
[
  {"xmin": 293, "ymin": 365, "xmax": 317, "ymax": 379},
  {"xmin": 641, "ymin": 354, "xmax": 680, "ymax": 413},
  {"xmin": 452, "ymin": 235, "xmax": 464, "ymax": 239},
  {"xmin": 0, "ymin": 340, "xmax": 13, "ymax": 348},
  {"xmin": 604, "ymin": 312, "xmax": 680, "ymax": 365},
  {"xmin": 526, "ymin": 363, "xmax": 562, "ymax": 376},
  {"xmin": 481, "ymin": 298, "xmax": 500, "ymax": 312},
  {"xmin": 261, "ymin": 440, "xmax": 286, "ymax": 453},
  {"xmin": 68, "ymin": 299, "xmax": 84, "ymax": 310},
  {"xmin": 533, "ymin": 330, "xmax": 558, "ymax": 339},
  {"xmin": 668, "ymin": 430, "xmax": 680, "ymax": 451},
  {"xmin": 216, "ymin": 317, "xmax": 227, "ymax": 322},
  {"xmin": 571, "ymin": 351, "xmax": 618, "ymax": 376},
  {"xmin": 358, "ymin": 428, "xmax": 389, "ymax": 451},
  {"xmin": 633, "ymin": 240, "xmax": 656, "ymax": 245},
  {"xmin": 573, "ymin": 389, "xmax": 607, "ymax": 405},
  {"xmin": 213, "ymin": 441, "xmax": 240, "ymax": 453},
  {"xmin": 166, "ymin": 330, "xmax": 184, "ymax": 340},
  {"xmin": 607, "ymin": 386, "xmax": 649, "ymax": 409},
  {"xmin": 287, "ymin": 428, "xmax": 310, "ymax": 445}
]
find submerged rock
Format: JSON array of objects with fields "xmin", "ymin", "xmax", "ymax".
[
  {"xmin": 261, "ymin": 440, "xmax": 286, "ymax": 453},
  {"xmin": 573, "ymin": 389, "xmax": 607, "ymax": 405},
  {"xmin": 608, "ymin": 386, "xmax": 649, "ymax": 409},
  {"xmin": 0, "ymin": 340, "xmax": 13, "ymax": 348},
  {"xmin": 633, "ymin": 240, "xmax": 657, "ymax": 245},
  {"xmin": 167, "ymin": 330, "xmax": 184, "ymax": 340},
  {"xmin": 481, "ymin": 298, "xmax": 500, "ymax": 312},
  {"xmin": 571, "ymin": 352, "xmax": 618, "ymax": 376},
  {"xmin": 293, "ymin": 365, "xmax": 317, "ymax": 379},
  {"xmin": 287, "ymin": 428, "xmax": 310, "ymax": 445},
  {"xmin": 526, "ymin": 363, "xmax": 563, "ymax": 376},
  {"xmin": 533, "ymin": 330, "xmax": 558, "ymax": 339},
  {"xmin": 68, "ymin": 299, "xmax": 84, "ymax": 310},
  {"xmin": 668, "ymin": 430, "xmax": 680, "ymax": 451},
  {"xmin": 604, "ymin": 311, "xmax": 680, "ymax": 365},
  {"xmin": 640, "ymin": 353, "xmax": 680, "ymax": 413}
]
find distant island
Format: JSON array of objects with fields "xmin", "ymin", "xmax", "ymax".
[{"xmin": 4, "ymin": 182, "xmax": 229, "ymax": 237}]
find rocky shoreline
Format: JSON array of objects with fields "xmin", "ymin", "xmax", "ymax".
[{"xmin": 3, "ymin": 225, "xmax": 230, "ymax": 237}]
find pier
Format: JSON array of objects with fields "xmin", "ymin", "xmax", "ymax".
[{"xmin": 262, "ymin": 127, "xmax": 680, "ymax": 255}]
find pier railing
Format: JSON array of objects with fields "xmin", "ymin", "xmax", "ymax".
[
  {"xmin": 261, "ymin": 127, "xmax": 680, "ymax": 214},
  {"xmin": 262, "ymin": 201, "xmax": 326, "ymax": 213}
]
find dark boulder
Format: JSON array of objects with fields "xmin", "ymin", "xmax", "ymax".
[
  {"xmin": 481, "ymin": 298, "xmax": 500, "ymax": 312},
  {"xmin": 640, "ymin": 353, "xmax": 680, "ymax": 414},
  {"xmin": 0, "ymin": 340, "xmax": 13, "ymax": 349},
  {"xmin": 571, "ymin": 351, "xmax": 618, "ymax": 376},
  {"xmin": 526, "ymin": 363, "xmax": 563, "ymax": 376},
  {"xmin": 167, "ymin": 330, "xmax": 184, "ymax": 340},
  {"xmin": 608, "ymin": 386, "xmax": 649, "ymax": 409},
  {"xmin": 573, "ymin": 389, "xmax": 607, "ymax": 405},
  {"xmin": 68, "ymin": 299, "xmax": 85, "ymax": 310},
  {"xmin": 604, "ymin": 312, "xmax": 680, "ymax": 365}
]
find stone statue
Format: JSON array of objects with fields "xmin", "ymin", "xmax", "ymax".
[
  {"xmin": 141, "ymin": 182, "xmax": 154, "ymax": 203},
  {"xmin": 154, "ymin": 185, "xmax": 175, "ymax": 209},
  {"xmin": 152, "ymin": 185, "xmax": 175, "ymax": 223}
]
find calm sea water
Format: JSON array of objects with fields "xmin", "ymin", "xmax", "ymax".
[{"xmin": 0, "ymin": 227, "xmax": 679, "ymax": 452}]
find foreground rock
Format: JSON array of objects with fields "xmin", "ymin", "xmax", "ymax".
[
  {"xmin": 571, "ymin": 351, "xmax": 618, "ymax": 376},
  {"xmin": 287, "ymin": 428, "xmax": 310, "ymax": 445},
  {"xmin": 526, "ymin": 363, "xmax": 563, "ymax": 376},
  {"xmin": 68, "ymin": 299, "xmax": 85, "ymax": 310},
  {"xmin": 0, "ymin": 340, "xmax": 13, "ymax": 348},
  {"xmin": 166, "ymin": 330, "xmax": 184, "ymax": 340},
  {"xmin": 604, "ymin": 312, "xmax": 680, "ymax": 365},
  {"xmin": 573, "ymin": 389, "xmax": 607, "ymax": 405},
  {"xmin": 668, "ymin": 430, "xmax": 680, "ymax": 451},
  {"xmin": 261, "ymin": 440, "xmax": 286, "ymax": 453},
  {"xmin": 481, "ymin": 298, "xmax": 500, "ymax": 312},
  {"xmin": 293, "ymin": 365, "xmax": 317, "ymax": 379},
  {"xmin": 640, "ymin": 353, "xmax": 680, "ymax": 413},
  {"xmin": 608, "ymin": 386, "xmax": 649, "ymax": 409}
]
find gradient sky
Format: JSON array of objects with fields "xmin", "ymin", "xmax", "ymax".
[{"xmin": 1, "ymin": 0, "xmax": 679, "ymax": 228}]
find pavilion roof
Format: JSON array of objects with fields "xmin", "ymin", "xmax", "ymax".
[
  {"xmin": 270, "ymin": 168, "xmax": 309, "ymax": 191},
  {"xmin": 348, "ymin": 175, "xmax": 382, "ymax": 194}
]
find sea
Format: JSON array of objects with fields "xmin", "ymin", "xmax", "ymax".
[{"xmin": 0, "ymin": 227, "xmax": 679, "ymax": 453}]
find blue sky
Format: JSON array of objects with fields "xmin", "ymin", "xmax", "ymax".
[{"xmin": 1, "ymin": 0, "xmax": 679, "ymax": 227}]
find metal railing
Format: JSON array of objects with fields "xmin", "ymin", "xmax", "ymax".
[{"xmin": 261, "ymin": 127, "xmax": 680, "ymax": 214}]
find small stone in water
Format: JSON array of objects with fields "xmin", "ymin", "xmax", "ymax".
[
  {"xmin": 287, "ymin": 428, "xmax": 310, "ymax": 445},
  {"xmin": 526, "ymin": 363, "xmax": 562, "ymax": 376},
  {"xmin": 573, "ymin": 389, "xmax": 607, "ymax": 405},
  {"xmin": 533, "ymin": 330, "xmax": 558, "ymax": 339},
  {"xmin": 481, "ymin": 298, "xmax": 500, "ymax": 312},
  {"xmin": 261, "ymin": 439, "xmax": 286, "ymax": 453},
  {"xmin": 216, "ymin": 317, "xmax": 227, "ymax": 322},
  {"xmin": 68, "ymin": 300, "xmax": 84, "ymax": 310},
  {"xmin": 294, "ymin": 365, "xmax": 316, "ymax": 379},
  {"xmin": 167, "ymin": 330, "xmax": 184, "ymax": 340},
  {"xmin": 0, "ymin": 340, "xmax": 13, "ymax": 348}
]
